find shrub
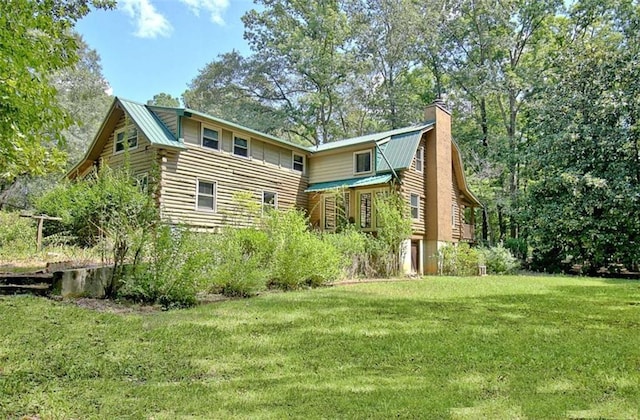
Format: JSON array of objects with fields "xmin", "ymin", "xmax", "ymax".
[
  {"xmin": 440, "ymin": 243, "xmax": 482, "ymax": 276},
  {"xmin": 480, "ymin": 245, "xmax": 519, "ymax": 274},
  {"xmin": 119, "ymin": 225, "xmax": 216, "ymax": 308},
  {"xmin": 0, "ymin": 211, "xmax": 36, "ymax": 258},
  {"xmin": 322, "ymin": 226, "xmax": 369, "ymax": 278},
  {"xmin": 35, "ymin": 166, "xmax": 157, "ymax": 249},
  {"xmin": 504, "ymin": 238, "xmax": 528, "ymax": 261},
  {"xmin": 265, "ymin": 209, "xmax": 343, "ymax": 289},
  {"xmin": 209, "ymin": 228, "xmax": 270, "ymax": 297},
  {"xmin": 374, "ymin": 191, "xmax": 412, "ymax": 277}
]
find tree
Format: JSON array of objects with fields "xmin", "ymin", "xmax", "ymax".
[
  {"xmin": 346, "ymin": 0, "xmax": 435, "ymax": 128},
  {"xmin": 439, "ymin": 0, "xmax": 560, "ymax": 242},
  {"xmin": 523, "ymin": 0, "xmax": 640, "ymax": 272},
  {"xmin": 147, "ymin": 93, "xmax": 180, "ymax": 108},
  {"xmin": 53, "ymin": 35, "xmax": 112, "ymax": 165},
  {"xmin": 183, "ymin": 51, "xmax": 291, "ymax": 137},
  {"xmin": 0, "ymin": 0, "xmax": 114, "ymax": 189},
  {"xmin": 242, "ymin": 0, "xmax": 354, "ymax": 144}
]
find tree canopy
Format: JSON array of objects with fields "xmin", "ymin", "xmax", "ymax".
[{"xmin": 0, "ymin": 0, "xmax": 113, "ymax": 185}]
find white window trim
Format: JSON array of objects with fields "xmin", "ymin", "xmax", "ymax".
[
  {"xmin": 201, "ymin": 124, "xmax": 221, "ymax": 151},
  {"xmin": 353, "ymin": 150, "xmax": 373, "ymax": 175},
  {"xmin": 415, "ymin": 146, "xmax": 424, "ymax": 173},
  {"xmin": 410, "ymin": 194, "xmax": 420, "ymax": 220},
  {"xmin": 233, "ymin": 135, "xmax": 250, "ymax": 158},
  {"xmin": 113, "ymin": 126, "xmax": 139, "ymax": 155},
  {"xmin": 195, "ymin": 179, "xmax": 217, "ymax": 212},
  {"xmin": 262, "ymin": 190, "xmax": 278, "ymax": 213},
  {"xmin": 292, "ymin": 153, "xmax": 305, "ymax": 173}
]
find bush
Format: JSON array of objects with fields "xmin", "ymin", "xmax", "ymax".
[
  {"xmin": 504, "ymin": 238, "xmax": 528, "ymax": 261},
  {"xmin": 480, "ymin": 245, "xmax": 519, "ymax": 274},
  {"xmin": 118, "ymin": 225, "xmax": 214, "ymax": 308},
  {"xmin": 440, "ymin": 243, "xmax": 482, "ymax": 276},
  {"xmin": 265, "ymin": 209, "xmax": 344, "ymax": 289},
  {"xmin": 322, "ymin": 226, "xmax": 369, "ymax": 278},
  {"xmin": 35, "ymin": 166, "xmax": 157, "ymax": 248},
  {"xmin": 0, "ymin": 211, "xmax": 36, "ymax": 258},
  {"xmin": 209, "ymin": 228, "xmax": 270, "ymax": 297}
]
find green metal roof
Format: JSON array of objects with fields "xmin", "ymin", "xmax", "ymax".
[
  {"xmin": 305, "ymin": 174, "xmax": 393, "ymax": 192},
  {"xmin": 376, "ymin": 128, "xmax": 429, "ymax": 172},
  {"xmin": 313, "ymin": 121, "xmax": 434, "ymax": 152},
  {"xmin": 118, "ymin": 98, "xmax": 186, "ymax": 150}
]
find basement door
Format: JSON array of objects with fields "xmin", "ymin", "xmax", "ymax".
[{"xmin": 411, "ymin": 241, "xmax": 419, "ymax": 274}]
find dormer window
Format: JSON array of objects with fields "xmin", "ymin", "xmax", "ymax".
[
  {"xmin": 354, "ymin": 150, "xmax": 372, "ymax": 174},
  {"xmin": 114, "ymin": 127, "xmax": 138, "ymax": 154},
  {"xmin": 202, "ymin": 126, "xmax": 219, "ymax": 150}
]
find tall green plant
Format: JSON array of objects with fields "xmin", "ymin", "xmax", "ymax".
[
  {"xmin": 120, "ymin": 225, "xmax": 214, "ymax": 308},
  {"xmin": 374, "ymin": 190, "xmax": 412, "ymax": 277}
]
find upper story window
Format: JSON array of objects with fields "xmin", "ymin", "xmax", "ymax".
[
  {"xmin": 196, "ymin": 179, "xmax": 216, "ymax": 211},
  {"xmin": 114, "ymin": 127, "xmax": 138, "ymax": 154},
  {"xmin": 415, "ymin": 146, "xmax": 424, "ymax": 172},
  {"xmin": 354, "ymin": 150, "xmax": 372, "ymax": 174},
  {"xmin": 293, "ymin": 153, "xmax": 305, "ymax": 172},
  {"xmin": 234, "ymin": 136, "xmax": 249, "ymax": 157},
  {"xmin": 202, "ymin": 126, "xmax": 220, "ymax": 150},
  {"xmin": 262, "ymin": 191, "xmax": 277, "ymax": 213},
  {"xmin": 410, "ymin": 194, "xmax": 420, "ymax": 219}
]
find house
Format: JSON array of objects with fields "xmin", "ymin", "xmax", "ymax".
[{"xmin": 69, "ymin": 97, "xmax": 481, "ymax": 274}]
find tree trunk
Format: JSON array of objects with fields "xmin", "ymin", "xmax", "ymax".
[{"xmin": 482, "ymin": 207, "xmax": 489, "ymax": 243}]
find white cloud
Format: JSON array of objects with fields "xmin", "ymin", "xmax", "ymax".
[
  {"xmin": 120, "ymin": 0, "xmax": 173, "ymax": 38},
  {"xmin": 179, "ymin": 0, "xmax": 230, "ymax": 25}
]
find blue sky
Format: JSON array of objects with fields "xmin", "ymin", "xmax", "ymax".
[{"xmin": 77, "ymin": 0, "xmax": 256, "ymax": 104}]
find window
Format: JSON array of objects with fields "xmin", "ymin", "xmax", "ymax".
[
  {"xmin": 262, "ymin": 191, "xmax": 277, "ymax": 212},
  {"xmin": 114, "ymin": 127, "xmax": 138, "ymax": 153},
  {"xmin": 234, "ymin": 136, "xmax": 249, "ymax": 157},
  {"xmin": 354, "ymin": 150, "xmax": 372, "ymax": 174},
  {"xmin": 359, "ymin": 192, "xmax": 372, "ymax": 229},
  {"xmin": 293, "ymin": 153, "xmax": 305, "ymax": 172},
  {"xmin": 202, "ymin": 126, "xmax": 219, "ymax": 150},
  {"xmin": 323, "ymin": 192, "xmax": 350, "ymax": 230},
  {"xmin": 410, "ymin": 194, "xmax": 419, "ymax": 219},
  {"xmin": 415, "ymin": 146, "xmax": 424, "ymax": 172},
  {"xmin": 196, "ymin": 180, "xmax": 216, "ymax": 211}
]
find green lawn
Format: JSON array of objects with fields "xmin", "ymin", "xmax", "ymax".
[{"xmin": 1, "ymin": 276, "xmax": 639, "ymax": 419}]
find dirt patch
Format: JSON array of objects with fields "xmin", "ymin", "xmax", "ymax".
[
  {"xmin": 57, "ymin": 293, "xmax": 231, "ymax": 314},
  {"xmin": 59, "ymin": 297, "xmax": 162, "ymax": 314}
]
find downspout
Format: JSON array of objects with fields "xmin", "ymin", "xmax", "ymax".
[{"xmin": 375, "ymin": 143, "xmax": 402, "ymax": 185}]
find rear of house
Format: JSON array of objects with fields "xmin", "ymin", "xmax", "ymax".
[
  {"xmin": 304, "ymin": 101, "xmax": 480, "ymax": 274},
  {"xmin": 69, "ymin": 97, "xmax": 480, "ymax": 274}
]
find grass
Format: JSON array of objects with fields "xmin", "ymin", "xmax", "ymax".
[{"xmin": 1, "ymin": 275, "xmax": 639, "ymax": 419}]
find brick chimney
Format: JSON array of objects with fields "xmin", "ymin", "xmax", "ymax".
[{"xmin": 424, "ymin": 99, "xmax": 453, "ymax": 273}]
